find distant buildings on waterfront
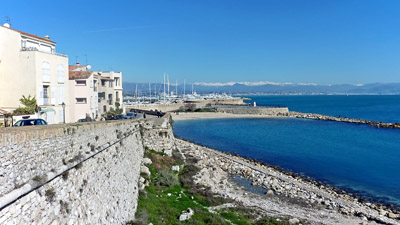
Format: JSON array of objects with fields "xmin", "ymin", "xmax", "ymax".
[{"xmin": 0, "ymin": 23, "xmax": 123, "ymax": 126}]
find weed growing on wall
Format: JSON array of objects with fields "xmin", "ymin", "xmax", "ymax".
[{"xmin": 45, "ymin": 188, "xmax": 56, "ymax": 202}]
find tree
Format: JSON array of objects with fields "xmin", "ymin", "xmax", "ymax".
[{"xmin": 13, "ymin": 95, "xmax": 38, "ymax": 115}]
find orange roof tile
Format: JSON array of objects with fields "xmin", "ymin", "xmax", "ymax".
[
  {"xmin": 69, "ymin": 71, "xmax": 93, "ymax": 80},
  {"xmin": 1, "ymin": 25, "xmax": 56, "ymax": 44}
]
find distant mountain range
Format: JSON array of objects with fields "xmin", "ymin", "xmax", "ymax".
[{"xmin": 123, "ymin": 81, "xmax": 400, "ymax": 95}]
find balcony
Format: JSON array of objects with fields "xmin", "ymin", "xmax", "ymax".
[{"xmin": 21, "ymin": 47, "xmax": 68, "ymax": 58}]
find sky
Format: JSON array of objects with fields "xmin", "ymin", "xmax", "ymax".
[{"xmin": 2, "ymin": 0, "xmax": 400, "ymax": 85}]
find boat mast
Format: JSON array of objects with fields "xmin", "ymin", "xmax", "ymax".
[
  {"xmin": 163, "ymin": 73, "xmax": 166, "ymax": 100},
  {"xmin": 175, "ymin": 80, "xmax": 178, "ymax": 96},
  {"xmin": 167, "ymin": 74, "xmax": 170, "ymax": 97},
  {"xmin": 184, "ymin": 80, "xmax": 186, "ymax": 97},
  {"xmin": 149, "ymin": 82, "xmax": 151, "ymax": 101}
]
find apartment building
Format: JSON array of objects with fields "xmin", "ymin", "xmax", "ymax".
[
  {"xmin": 98, "ymin": 71, "xmax": 123, "ymax": 115},
  {"xmin": 68, "ymin": 63, "xmax": 99, "ymax": 122},
  {"xmin": 0, "ymin": 23, "xmax": 70, "ymax": 124}
]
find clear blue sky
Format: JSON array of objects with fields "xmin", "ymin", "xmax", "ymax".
[{"xmin": 3, "ymin": 0, "xmax": 400, "ymax": 84}]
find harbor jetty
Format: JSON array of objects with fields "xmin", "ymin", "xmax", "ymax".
[{"xmin": 287, "ymin": 111, "xmax": 400, "ymax": 129}]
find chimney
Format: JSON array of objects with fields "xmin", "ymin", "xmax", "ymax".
[
  {"xmin": 44, "ymin": 35, "xmax": 50, "ymax": 40},
  {"xmin": 3, "ymin": 23, "xmax": 10, "ymax": 28},
  {"xmin": 76, "ymin": 62, "xmax": 80, "ymax": 66}
]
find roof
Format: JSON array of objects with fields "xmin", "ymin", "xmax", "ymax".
[
  {"xmin": 1, "ymin": 25, "xmax": 56, "ymax": 44},
  {"xmin": 69, "ymin": 71, "xmax": 93, "ymax": 80},
  {"xmin": 69, "ymin": 64, "xmax": 87, "ymax": 71}
]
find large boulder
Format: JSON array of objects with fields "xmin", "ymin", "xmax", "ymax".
[{"xmin": 140, "ymin": 166, "xmax": 151, "ymax": 178}]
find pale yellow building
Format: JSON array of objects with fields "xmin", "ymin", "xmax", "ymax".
[
  {"xmin": 0, "ymin": 23, "xmax": 70, "ymax": 124},
  {"xmin": 68, "ymin": 63, "xmax": 99, "ymax": 122},
  {"xmin": 98, "ymin": 71, "xmax": 123, "ymax": 115}
]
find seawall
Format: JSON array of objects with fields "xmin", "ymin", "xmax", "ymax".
[
  {"xmin": 288, "ymin": 111, "xmax": 400, "ymax": 129},
  {"xmin": 125, "ymin": 98, "xmax": 247, "ymax": 112},
  {"xmin": 0, "ymin": 116, "xmax": 174, "ymax": 224},
  {"xmin": 216, "ymin": 106, "xmax": 289, "ymax": 116}
]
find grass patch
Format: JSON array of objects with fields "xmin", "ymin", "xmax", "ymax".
[{"xmin": 132, "ymin": 149, "xmax": 290, "ymax": 225}]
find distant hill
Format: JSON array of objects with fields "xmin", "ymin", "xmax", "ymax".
[{"xmin": 122, "ymin": 81, "xmax": 400, "ymax": 95}]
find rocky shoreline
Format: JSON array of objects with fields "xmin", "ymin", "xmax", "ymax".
[
  {"xmin": 286, "ymin": 112, "xmax": 400, "ymax": 129},
  {"xmin": 175, "ymin": 138, "xmax": 400, "ymax": 225}
]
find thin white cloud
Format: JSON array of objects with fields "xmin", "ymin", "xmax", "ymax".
[
  {"xmin": 194, "ymin": 81, "xmax": 317, "ymax": 87},
  {"xmin": 86, "ymin": 25, "xmax": 152, "ymax": 33}
]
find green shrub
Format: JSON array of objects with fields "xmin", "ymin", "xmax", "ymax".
[{"xmin": 154, "ymin": 169, "xmax": 179, "ymax": 187}]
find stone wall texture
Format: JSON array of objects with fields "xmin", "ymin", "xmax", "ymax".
[
  {"xmin": 216, "ymin": 106, "xmax": 289, "ymax": 115},
  {"xmin": 0, "ymin": 116, "xmax": 173, "ymax": 224},
  {"xmin": 125, "ymin": 98, "xmax": 247, "ymax": 112}
]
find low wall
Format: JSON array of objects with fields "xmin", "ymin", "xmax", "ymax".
[
  {"xmin": 216, "ymin": 106, "xmax": 289, "ymax": 116},
  {"xmin": 125, "ymin": 98, "xmax": 246, "ymax": 112},
  {"xmin": 0, "ymin": 116, "xmax": 174, "ymax": 224}
]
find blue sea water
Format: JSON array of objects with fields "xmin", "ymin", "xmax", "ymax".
[
  {"xmin": 244, "ymin": 95, "xmax": 400, "ymax": 123},
  {"xmin": 174, "ymin": 96, "xmax": 400, "ymax": 206}
]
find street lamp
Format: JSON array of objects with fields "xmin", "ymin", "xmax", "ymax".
[{"xmin": 61, "ymin": 102, "xmax": 65, "ymax": 123}]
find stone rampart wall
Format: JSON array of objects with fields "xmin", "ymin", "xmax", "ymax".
[
  {"xmin": 216, "ymin": 106, "xmax": 289, "ymax": 116},
  {"xmin": 0, "ymin": 116, "xmax": 174, "ymax": 224},
  {"xmin": 125, "ymin": 98, "xmax": 246, "ymax": 112}
]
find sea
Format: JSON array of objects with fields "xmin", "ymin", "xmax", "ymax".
[{"xmin": 173, "ymin": 95, "xmax": 400, "ymax": 206}]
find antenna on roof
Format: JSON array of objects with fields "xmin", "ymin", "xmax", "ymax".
[
  {"xmin": 75, "ymin": 56, "xmax": 78, "ymax": 64},
  {"xmin": 5, "ymin": 16, "xmax": 10, "ymax": 25},
  {"xmin": 85, "ymin": 54, "xmax": 88, "ymax": 65}
]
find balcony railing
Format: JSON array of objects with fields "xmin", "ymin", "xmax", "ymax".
[{"xmin": 21, "ymin": 47, "xmax": 68, "ymax": 58}]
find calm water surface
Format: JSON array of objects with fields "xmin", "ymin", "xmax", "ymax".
[
  {"xmin": 174, "ymin": 118, "xmax": 400, "ymax": 206},
  {"xmin": 244, "ymin": 95, "xmax": 400, "ymax": 123}
]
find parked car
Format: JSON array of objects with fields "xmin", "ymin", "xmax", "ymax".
[
  {"xmin": 13, "ymin": 119, "xmax": 47, "ymax": 127},
  {"xmin": 116, "ymin": 114, "xmax": 126, "ymax": 120},
  {"xmin": 125, "ymin": 112, "xmax": 135, "ymax": 119}
]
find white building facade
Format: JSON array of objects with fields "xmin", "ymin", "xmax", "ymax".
[{"xmin": 0, "ymin": 23, "xmax": 70, "ymax": 124}]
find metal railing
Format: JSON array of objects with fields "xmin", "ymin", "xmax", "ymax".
[{"xmin": 21, "ymin": 47, "xmax": 68, "ymax": 58}]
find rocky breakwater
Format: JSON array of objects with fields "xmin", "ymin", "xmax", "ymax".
[
  {"xmin": 176, "ymin": 139, "xmax": 400, "ymax": 225},
  {"xmin": 287, "ymin": 111, "xmax": 400, "ymax": 129}
]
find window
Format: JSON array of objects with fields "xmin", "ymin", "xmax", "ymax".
[
  {"xmin": 109, "ymin": 81, "xmax": 113, "ymax": 88},
  {"xmin": 76, "ymin": 98, "xmax": 87, "ymax": 104},
  {"xmin": 115, "ymin": 77, "xmax": 120, "ymax": 86},
  {"xmin": 101, "ymin": 80, "xmax": 106, "ymax": 86},
  {"xmin": 39, "ymin": 85, "xmax": 49, "ymax": 105},
  {"xmin": 76, "ymin": 80, "xmax": 86, "ymax": 86},
  {"xmin": 57, "ymin": 65, "xmax": 64, "ymax": 83},
  {"xmin": 42, "ymin": 62, "xmax": 50, "ymax": 82}
]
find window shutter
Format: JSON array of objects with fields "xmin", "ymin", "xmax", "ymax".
[
  {"xmin": 38, "ymin": 85, "xmax": 44, "ymax": 105},
  {"xmin": 58, "ymin": 65, "xmax": 64, "ymax": 83},
  {"xmin": 58, "ymin": 86, "xmax": 64, "ymax": 104},
  {"xmin": 51, "ymin": 87, "xmax": 56, "ymax": 105},
  {"xmin": 47, "ymin": 111, "xmax": 55, "ymax": 124},
  {"xmin": 59, "ymin": 109, "xmax": 63, "ymax": 123},
  {"xmin": 42, "ymin": 62, "xmax": 50, "ymax": 82}
]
